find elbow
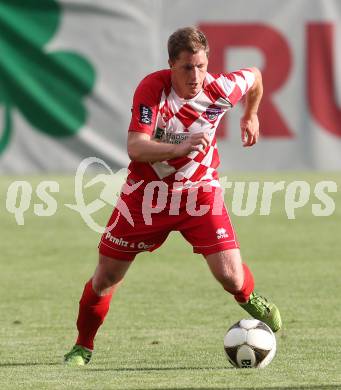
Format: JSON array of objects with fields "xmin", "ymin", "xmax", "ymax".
[
  {"xmin": 127, "ymin": 147, "xmax": 138, "ymax": 161},
  {"xmin": 247, "ymin": 67, "xmax": 263, "ymax": 99},
  {"xmin": 127, "ymin": 132, "xmax": 152, "ymax": 162},
  {"xmin": 127, "ymin": 143, "xmax": 143, "ymax": 162}
]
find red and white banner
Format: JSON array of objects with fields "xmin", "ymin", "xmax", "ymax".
[{"xmin": 0, "ymin": 0, "xmax": 340, "ymax": 172}]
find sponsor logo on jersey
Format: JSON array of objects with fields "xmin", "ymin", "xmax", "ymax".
[
  {"xmin": 153, "ymin": 129, "xmax": 190, "ymax": 144},
  {"xmin": 216, "ymin": 227, "xmax": 228, "ymax": 239},
  {"xmin": 165, "ymin": 132, "xmax": 189, "ymax": 144},
  {"xmin": 203, "ymin": 105, "xmax": 223, "ymax": 123},
  {"xmin": 139, "ymin": 104, "xmax": 152, "ymax": 124}
]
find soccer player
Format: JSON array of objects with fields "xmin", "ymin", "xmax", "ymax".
[{"xmin": 64, "ymin": 27, "xmax": 282, "ymax": 365}]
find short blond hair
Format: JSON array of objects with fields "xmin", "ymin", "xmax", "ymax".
[{"xmin": 168, "ymin": 27, "xmax": 209, "ymax": 62}]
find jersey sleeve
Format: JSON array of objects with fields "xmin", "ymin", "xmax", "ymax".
[
  {"xmin": 217, "ymin": 68, "xmax": 256, "ymax": 106},
  {"xmin": 128, "ymin": 75, "xmax": 163, "ymax": 136}
]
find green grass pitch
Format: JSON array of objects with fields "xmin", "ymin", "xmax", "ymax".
[{"xmin": 0, "ymin": 173, "xmax": 340, "ymax": 389}]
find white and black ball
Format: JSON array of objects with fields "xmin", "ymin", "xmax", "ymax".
[{"xmin": 224, "ymin": 319, "xmax": 276, "ymax": 368}]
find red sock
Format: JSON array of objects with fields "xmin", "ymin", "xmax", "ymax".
[
  {"xmin": 76, "ymin": 279, "xmax": 113, "ymax": 350},
  {"xmin": 234, "ymin": 263, "xmax": 255, "ymax": 303}
]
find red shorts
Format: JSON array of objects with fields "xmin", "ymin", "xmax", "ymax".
[{"xmin": 98, "ymin": 184, "xmax": 239, "ymax": 261}]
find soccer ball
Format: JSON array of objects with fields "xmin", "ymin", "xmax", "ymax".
[{"xmin": 223, "ymin": 319, "xmax": 276, "ymax": 368}]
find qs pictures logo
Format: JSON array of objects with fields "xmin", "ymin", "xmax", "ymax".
[
  {"xmin": 3, "ymin": 158, "xmax": 339, "ymax": 231},
  {"xmin": 4, "ymin": 157, "xmax": 143, "ymax": 233}
]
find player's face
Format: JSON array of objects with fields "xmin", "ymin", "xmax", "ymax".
[{"xmin": 169, "ymin": 49, "xmax": 208, "ymax": 99}]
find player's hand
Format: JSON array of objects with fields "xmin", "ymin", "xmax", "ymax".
[
  {"xmin": 240, "ymin": 113, "xmax": 260, "ymax": 147},
  {"xmin": 175, "ymin": 132, "xmax": 210, "ymax": 157}
]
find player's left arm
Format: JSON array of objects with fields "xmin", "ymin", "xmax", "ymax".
[{"xmin": 240, "ymin": 67, "xmax": 263, "ymax": 147}]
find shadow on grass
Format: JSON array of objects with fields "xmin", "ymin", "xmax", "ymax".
[
  {"xmin": 0, "ymin": 363, "xmax": 230, "ymax": 370},
  {"xmin": 0, "ymin": 364, "xmax": 339, "ymax": 390},
  {"xmin": 88, "ymin": 366, "xmax": 232, "ymax": 372},
  {"xmin": 0, "ymin": 362, "xmax": 234, "ymax": 371},
  {"xmin": 0, "ymin": 362, "xmax": 60, "ymax": 367}
]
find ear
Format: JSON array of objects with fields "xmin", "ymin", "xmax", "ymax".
[{"xmin": 168, "ymin": 59, "xmax": 173, "ymax": 68}]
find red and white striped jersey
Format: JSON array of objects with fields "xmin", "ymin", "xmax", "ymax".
[{"xmin": 128, "ymin": 68, "xmax": 255, "ymax": 190}]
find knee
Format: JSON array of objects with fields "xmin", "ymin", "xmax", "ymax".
[
  {"xmin": 97, "ymin": 267, "xmax": 123, "ymax": 287},
  {"xmin": 92, "ymin": 274, "xmax": 123, "ymax": 295},
  {"xmin": 92, "ymin": 254, "xmax": 130, "ymax": 294}
]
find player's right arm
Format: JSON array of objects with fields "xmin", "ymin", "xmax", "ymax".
[
  {"xmin": 127, "ymin": 131, "xmax": 209, "ymax": 163},
  {"xmin": 127, "ymin": 71, "xmax": 209, "ymax": 163}
]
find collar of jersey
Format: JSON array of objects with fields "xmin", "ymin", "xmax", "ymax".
[{"xmin": 170, "ymin": 87, "xmax": 204, "ymax": 103}]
